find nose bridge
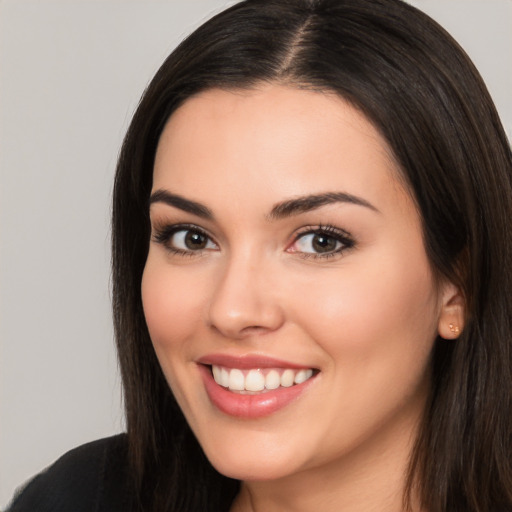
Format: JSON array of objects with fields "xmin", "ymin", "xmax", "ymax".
[{"xmin": 207, "ymin": 246, "xmax": 283, "ymax": 338}]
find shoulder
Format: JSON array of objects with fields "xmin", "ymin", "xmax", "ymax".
[{"xmin": 7, "ymin": 434, "xmax": 133, "ymax": 512}]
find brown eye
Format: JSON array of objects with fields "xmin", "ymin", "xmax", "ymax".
[
  {"xmin": 295, "ymin": 232, "xmax": 342, "ymax": 254},
  {"xmin": 288, "ymin": 226, "xmax": 355, "ymax": 259},
  {"xmin": 184, "ymin": 230, "xmax": 208, "ymax": 250},
  {"xmin": 311, "ymin": 234, "xmax": 338, "ymax": 253},
  {"xmin": 152, "ymin": 226, "xmax": 218, "ymax": 254}
]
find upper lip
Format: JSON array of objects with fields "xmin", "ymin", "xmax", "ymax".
[{"xmin": 197, "ymin": 353, "xmax": 314, "ymax": 370}]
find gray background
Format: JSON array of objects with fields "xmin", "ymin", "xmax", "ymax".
[{"xmin": 1, "ymin": 1, "xmax": 511, "ymax": 508}]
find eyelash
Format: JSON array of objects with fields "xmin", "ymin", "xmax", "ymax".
[
  {"xmin": 151, "ymin": 223, "xmax": 355, "ymax": 259},
  {"xmin": 152, "ymin": 223, "xmax": 217, "ymax": 257},
  {"xmin": 290, "ymin": 224, "xmax": 355, "ymax": 260}
]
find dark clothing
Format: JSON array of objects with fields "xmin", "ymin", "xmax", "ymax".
[{"xmin": 7, "ymin": 434, "xmax": 133, "ymax": 512}]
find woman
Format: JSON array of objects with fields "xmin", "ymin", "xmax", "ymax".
[{"xmin": 9, "ymin": 0, "xmax": 512, "ymax": 511}]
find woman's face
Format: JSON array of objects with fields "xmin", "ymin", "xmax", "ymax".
[{"xmin": 142, "ymin": 85, "xmax": 458, "ymax": 482}]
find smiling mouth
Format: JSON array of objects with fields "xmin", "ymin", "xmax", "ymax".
[{"xmin": 210, "ymin": 365, "xmax": 316, "ymax": 394}]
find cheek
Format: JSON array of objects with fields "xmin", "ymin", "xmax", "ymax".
[
  {"xmin": 290, "ymin": 252, "xmax": 439, "ymax": 371},
  {"xmin": 141, "ymin": 259, "xmax": 205, "ymax": 352}
]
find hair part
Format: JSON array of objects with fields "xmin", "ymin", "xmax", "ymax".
[{"xmin": 112, "ymin": 1, "xmax": 512, "ymax": 510}]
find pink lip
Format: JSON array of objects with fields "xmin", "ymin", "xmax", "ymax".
[
  {"xmin": 197, "ymin": 353, "xmax": 309, "ymax": 370},
  {"xmin": 197, "ymin": 355, "xmax": 317, "ymax": 419}
]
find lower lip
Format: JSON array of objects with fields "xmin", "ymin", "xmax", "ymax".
[{"xmin": 199, "ymin": 365, "xmax": 316, "ymax": 419}]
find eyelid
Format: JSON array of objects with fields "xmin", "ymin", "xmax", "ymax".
[
  {"xmin": 287, "ymin": 224, "xmax": 355, "ymax": 258},
  {"xmin": 151, "ymin": 222, "xmax": 219, "ymax": 254},
  {"xmin": 151, "ymin": 221, "xmax": 354, "ymax": 259}
]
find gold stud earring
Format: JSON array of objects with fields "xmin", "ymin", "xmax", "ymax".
[{"xmin": 449, "ymin": 323, "xmax": 460, "ymax": 335}]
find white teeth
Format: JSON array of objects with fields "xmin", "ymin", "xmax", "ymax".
[
  {"xmin": 294, "ymin": 369, "xmax": 313, "ymax": 384},
  {"xmin": 212, "ymin": 365, "xmax": 222, "ymax": 383},
  {"xmin": 211, "ymin": 365, "xmax": 315, "ymax": 392},
  {"xmin": 220, "ymin": 367, "xmax": 230, "ymax": 388},
  {"xmin": 265, "ymin": 370, "xmax": 281, "ymax": 390},
  {"xmin": 245, "ymin": 369, "xmax": 265, "ymax": 391},
  {"xmin": 229, "ymin": 369, "xmax": 245, "ymax": 391},
  {"xmin": 280, "ymin": 369, "xmax": 295, "ymax": 387}
]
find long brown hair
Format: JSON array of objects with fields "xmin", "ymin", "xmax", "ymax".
[{"xmin": 112, "ymin": 1, "xmax": 512, "ymax": 510}]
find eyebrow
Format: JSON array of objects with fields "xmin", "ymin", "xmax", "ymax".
[
  {"xmin": 149, "ymin": 189, "xmax": 379, "ymax": 221},
  {"xmin": 149, "ymin": 190, "xmax": 214, "ymax": 219},
  {"xmin": 268, "ymin": 192, "xmax": 379, "ymax": 219}
]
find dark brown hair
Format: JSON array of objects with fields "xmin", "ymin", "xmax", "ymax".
[{"xmin": 112, "ymin": 0, "xmax": 512, "ymax": 510}]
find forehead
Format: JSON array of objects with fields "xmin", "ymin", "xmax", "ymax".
[{"xmin": 153, "ymin": 85, "xmax": 410, "ymax": 216}]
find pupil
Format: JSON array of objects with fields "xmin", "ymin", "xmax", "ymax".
[
  {"xmin": 312, "ymin": 234, "xmax": 336, "ymax": 253},
  {"xmin": 185, "ymin": 231, "xmax": 206, "ymax": 249}
]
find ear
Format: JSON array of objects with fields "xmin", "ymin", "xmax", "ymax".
[{"xmin": 437, "ymin": 281, "xmax": 465, "ymax": 340}]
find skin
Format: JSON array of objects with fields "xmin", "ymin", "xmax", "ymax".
[{"xmin": 142, "ymin": 85, "xmax": 463, "ymax": 511}]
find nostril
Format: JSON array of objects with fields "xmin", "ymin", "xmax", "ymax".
[{"xmin": 208, "ymin": 319, "xmax": 279, "ymax": 340}]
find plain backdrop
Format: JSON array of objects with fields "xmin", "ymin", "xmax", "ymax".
[{"xmin": 1, "ymin": 0, "xmax": 511, "ymax": 508}]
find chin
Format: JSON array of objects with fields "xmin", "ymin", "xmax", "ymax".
[
  {"xmin": 198, "ymin": 430, "xmax": 308, "ymax": 482},
  {"xmin": 210, "ymin": 456, "xmax": 297, "ymax": 482}
]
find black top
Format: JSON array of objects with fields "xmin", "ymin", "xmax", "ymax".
[{"xmin": 7, "ymin": 434, "xmax": 133, "ymax": 512}]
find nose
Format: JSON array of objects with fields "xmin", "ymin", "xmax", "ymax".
[{"xmin": 207, "ymin": 253, "xmax": 285, "ymax": 339}]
